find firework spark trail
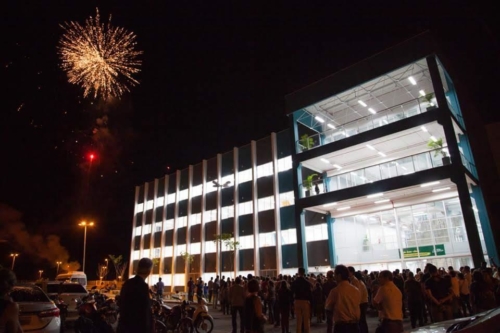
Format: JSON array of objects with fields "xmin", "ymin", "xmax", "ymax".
[{"xmin": 58, "ymin": 9, "xmax": 142, "ymax": 100}]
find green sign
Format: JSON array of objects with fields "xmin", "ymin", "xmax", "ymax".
[{"xmin": 402, "ymin": 244, "xmax": 446, "ymax": 259}]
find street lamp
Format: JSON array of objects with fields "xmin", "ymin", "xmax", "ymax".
[
  {"xmin": 56, "ymin": 261, "xmax": 62, "ymax": 274},
  {"xmin": 78, "ymin": 221, "xmax": 95, "ymax": 273},
  {"xmin": 10, "ymin": 253, "xmax": 19, "ymax": 270},
  {"xmin": 38, "ymin": 270, "xmax": 43, "ymax": 279}
]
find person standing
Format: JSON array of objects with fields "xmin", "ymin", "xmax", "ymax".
[
  {"xmin": 425, "ymin": 265, "xmax": 453, "ymax": 323},
  {"xmin": 117, "ymin": 258, "xmax": 154, "ymax": 333},
  {"xmin": 291, "ymin": 267, "xmax": 312, "ymax": 333},
  {"xmin": 458, "ymin": 273, "xmax": 472, "ymax": 316},
  {"xmin": 323, "ymin": 270, "xmax": 338, "ymax": 333},
  {"xmin": 230, "ymin": 277, "xmax": 246, "ymax": 333},
  {"xmin": 213, "ymin": 276, "xmax": 220, "ymax": 309},
  {"xmin": 197, "ymin": 278, "xmax": 204, "ymax": 302},
  {"xmin": 404, "ymin": 272, "xmax": 424, "ymax": 329},
  {"xmin": 156, "ymin": 277, "xmax": 165, "ymax": 300},
  {"xmin": 244, "ymin": 279, "xmax": 267, "ymax": 333},
  {"xmin": 188, "ymin": 277, "xmax": 195, "ymax": 302},
  {"xmin": 325, "ymin": 265, "xmax": 361, "ymax": 333},
  {"xmin": 208, "ymin": 277, "xmax": 214, "ymax": 303},
  {"xmin": 278, "ymin": 280, "xmax": 292, "ymax": 333},
  {"xmin": 372, "ymin": 270, "xmax": 403, "ymax": 333},
  {"xmin": 0, "ymin": 268, "xmax": 23, "ymax": 333},
  {"xmin": 348, "ymin": 268, "xmax": 368, "ymax": 333}
]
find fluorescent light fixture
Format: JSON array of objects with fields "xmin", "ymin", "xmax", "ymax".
[
  {"xmin": 368, "ymin": 108, "xmax": 376, "ymax": 114},
  {"xmin": 367, "ymin": 193, "xmax": 384, "ymax": 198},
  {"xmin": 327, "ymin": 123, "xmax": 336, "ymax": 129},
  {"xmin": 408, "ymin": 76, "xmax": 417, "ymax": 85},
  {"xmin": 421, "ymin": 181, "xmax": 440, "ymax": 187},
  {"xmin": 378, "ymin": 152, "xmax": 386, "ymax": 157},
  {"xmin": 323, "ymin": 202, "xmax": 337, "ymax": 207},
  {"xmin": 366, "ymin": 144, "xmax": 375, "ymax": 150},
  {"xmin": 430, "ymin": 136, "xmax": 437, "ymax": 142},
  {"xmin": 419, "ymin": 90, "xmax": 426, "ymax": 97},
  {"xmin": 333, "ymin": 164, "xmax": 342, "ymax": 169},
  {"xmin": 358, "ymin": 100, "xmax": 367, "ymax": 107},
  {"xmin": 421, "ymin": 126, "xmax": 428, "ymax": 132},
  {"xmin": 337, "ymin": 206, "xmax": 351, "ymax": 211},
  {"xmin": 315, "ymin": 116, "xmax": 325, "ymax": 123},
  {"xmin": 375, "ymin": 199, "xmax": 390, "ymax": 204},
  {"xmin": 320, "ymin": 158, "xmax": 330, "ymax": 164},
  {"xmin": 432, "ymin": 187, "xmax": 450, "ymax": 193}
]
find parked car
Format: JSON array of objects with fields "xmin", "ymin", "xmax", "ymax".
[
  {"xmin": 409, "ymin": 307, "xmax": 500, "ymax": 332},
  {"xmin": 11, "ymin": 285, "xmax": 61, "ymax": 333},
  {"xmin": 37, "ymin": 281, "xmax": 89, "ymax": 321}
]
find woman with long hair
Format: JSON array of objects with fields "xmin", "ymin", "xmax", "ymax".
[
  {"xmin": 244, "ymin": 279, "xmax": 267, "ymax": 333},
  {"xmin": 0, "ymin": 268, "xmax": 22, "ymax": 333}
]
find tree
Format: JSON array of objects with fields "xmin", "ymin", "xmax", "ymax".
[
  {"xmin": 213, "ymin": 233, "xmax": 240, "ymax": 277},
  {"xmin": 109, "ymin": 254, "xmax": 128, "ymax": 282},
  {"xmin": 96, "ymin": 264, "xmax": 108, "ymax": 285},
  {"xmin": 180, "ymin": 252, "xmax": 194, "ymax": 290}
]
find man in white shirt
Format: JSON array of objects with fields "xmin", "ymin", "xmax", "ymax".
[
  {"xmin": 373, "ymin": 270, "xmax": 403, "ymax": 333},
  {"xmin": 348, "ymin": 267, "xmax": 368, "ymax": 333}
]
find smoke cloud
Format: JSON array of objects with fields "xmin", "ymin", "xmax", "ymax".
[{"xmin": 0, "ymin": 203, "xmax": 80, "ymax": 271}]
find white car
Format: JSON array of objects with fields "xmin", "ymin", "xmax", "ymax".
[
  {"xmin": 11, "ymin": 285, "xmax": 61, "ymax": 333},
  {"xmin": 39, "ymin": 281, "xmax": 88, "ymax": 321},
  {"xmin": 409, "ymin": 307, "xmax": 500, "ymax": 333}
]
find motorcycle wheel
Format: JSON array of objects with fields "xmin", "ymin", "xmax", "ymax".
[
  {"xmin": 154, "ymin": 320, "xmax": 167, "ymax": 333},
  {"xmin": 178, "ymin": 317, "xmax": 193, "ymax": 333},
  {"xmin": 195, "ymin": 316, "xmax": 213, "ymax": 333}
]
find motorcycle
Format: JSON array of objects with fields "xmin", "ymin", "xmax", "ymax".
[
  {"xmin": 185, "ymin": 298, "xmax": 214, "ymax": 333},
  {"xmin": 152, "ymin": 298, "xmax": 193, "ymax": 333},
  {"xmin": 73, "ymin": 290, "xmax": 115, "ymax": 333}
]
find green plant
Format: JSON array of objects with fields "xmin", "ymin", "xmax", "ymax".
[
  {"xmin": 423, "ymin": 92, "xmax": 434, "ymax": 104},
  {"xmin": 300, "ymin": 134, "xmax": 314, "ymax": 150},
  {"xmin": 427, "ymin": 138, "xmax": 448, "ymax": 157},
  {"xmin": 303, "ymin": 173, "xmax": 319, "ymax": 191}
]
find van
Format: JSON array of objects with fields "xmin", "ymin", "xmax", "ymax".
[{"xmin": 55, "ymin": 271, "xmax": 87, "ymax": 288}]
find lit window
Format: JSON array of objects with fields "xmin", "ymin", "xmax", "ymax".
[
  {"xmin": 190, "ymin": 242, "xmax": 201, "ymax": 255},
  {"xmin": 257, "ymin": 162, "xmax": 273, "ymax": 178},
  {"xmin": 146, "ymin": 200, "xmax": 154, "ymax": 210},
  {"xmin": 176, "ymin": 244, "xmax": 186, "ymax": 256},
  {"xmin": 133, "ymin": 250, "xmax": 140, "ymax": 260},
  {"xmin": 305, "ymin": 224, "xmax": 328, "ymax": 242},
  {"xmin": 205, "ymin": 181, "xmax": 217, "ymax": 193},
  {"xmin": 143, "ymin": 224, "xmax": 152, "ymax": 235},
  {"xmin": 190, "ymin": 213, "xmax": 201, "ymax": 226},
  {"xmin": 221, "ymin": 174, "xmax": 234, "ymax": 188},
  {"xmin": 155, "ymin": 197, "xmax": 164, "ymax": 207},
  {"xmin": 281, "ymin": 229, "xmax": 297, "ymax": 245},
  {"xmin": 204, "ymin": 209, "xmax": 217, "ymax": 222},
  {"xmin": 178, "ymin": 189, "xmax": 188, "ymax": 201},
  {"xmin": 279, "ymin": 191, "xmax": 295, "ymax": 207},
  {"xmin": 258, "ymin": 196, "xmax": 275, "ymax": 212},
  {"xmin": 205, "ymin": 241, "xmax": 216, "ymax": 253},
  {"xmin": 259, "ymin": 232, "xmax": 276, "ymax": 247},
  {"xmin": 239, "ymin": 235, "xmax": 254, "ymax": 249},
  {"xmin": 221, "ymin": 205, "xmax": 235, "ymax": 219},
  {"xmin": 238, "ymin": 169, "xmax": 253, "ymax": 183},
  {"xmin": 153, "ymin": 248, "xmax": 161, "ymax": 258},
  {"xmin": 191, "ymin": 185, "xmax": 202, "ymax": 197},
  {"xmin": 143, "ymin": 249, "xmax": 150, "ymax": 258},
  {"xmin": 163, "ymin": 246, "xmax": 173, "ymax": 257},
  {"xmin": 154, "ymin": 222, "xmax": 162, "ymax": 233},
  {"xmin": 164, "ymin": 219, "xmax": 174, "ymax": 230},
  {"xmin": 177, "ymin": 216, "xmax": 187, "ymax": 228},
  {"xmin": 238, "ymin": 201, "xmax": 253, "ymax": 215},
  {"xmin": 134, "ymin": 226, "xmax": 142, "ymax": 237},
  {"xmin": 173, "ymin": 274, "xmax": 185, "ymax": 286},
  {"xmin": 167, "ymin": 193, "xmax": 176, "ymax": 204},
  {"xmin": 277, "ymin": 156, "xmax": 292, "ymax": 172},
  {"xmin": 136, "ymin": 203, "xmax": 144, "ymax": 213}
]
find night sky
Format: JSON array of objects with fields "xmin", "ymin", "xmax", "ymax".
[{"xmin": 1, "ymin": 1, "xmax": 498, "ymax": 280}]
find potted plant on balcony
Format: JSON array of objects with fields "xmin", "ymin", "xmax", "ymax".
[
  {"xmin": 303, "ymin": 173, "xmax": 318, "ymax": 197},
  {"xmin": 423, "ymin": 92, "xmax": 436, "ymax": 111},
  {"xmin": 300, "ymin": 134, "xmax": 314, "ymax": 151},
  {"xmin": 428, "ymin": 137, "xmax": 450, "ymax": 165}
]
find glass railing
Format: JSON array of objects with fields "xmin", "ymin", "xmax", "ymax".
[
  {"xmin": 296, "ymin": 96, "xmax": 437, "ymax": 153},
  {"xmin": 299, "ymin": 149, "xmax": 448, "ymax": 197},
  {"xmin": 459, "ymin": 152, "xmax": 478, "ymax": 179}
]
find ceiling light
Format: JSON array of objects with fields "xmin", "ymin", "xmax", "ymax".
[
  {"xmin": 327, "ymin": 123, "xmax": 336, "ymax": 129},
  {"xmin": 421, "ymin": 126, "xmax": 428, "ymax": 132},
  {"xmin": 419, "ymin": 90, "xmax": 426, "ymax": 97},
  {"xmin": 333, "ymin": 164, "xmax": 342, "ymax": 169},
  {"xmin": 358, "ymin": 100, "xmax": 367, "ymax": 107},
  {"xmin": 315, "ymin": 116, "xmax": 325, "ymax": 123},
  {"xmin": 366, "ymin": 144, "xmax": 375, "ymax": 150},
  {"xmin": 378, "ymin": 152, "xmax": 386, "ymax": 157},
  {"xmin": 337, "ymin": 206, "xmax": 351, "ymax": 211},
  {"xmin": 408, "ymin": 76, "xmax": 417, "ymax": 85},
  {"xmin": 375, "ymin": 199, "xmax": 390, "ymax": 204},
  {"xmin": 320, "ymin": 158, "xmax": 330, "ymax": 164},
  {"xmin": 367, "ymin": 193, "xmax": 384, "ymax": 198},
  {"xmin": 430, "ymin": 136, "xmax": 437, "ymax": 142},
  {"xmin": 368, "ymin": 108, "xmax": 376, "ymax": 114},
  {"xmin": 323, "ymin": 202, "xmax": 337, "ymax": 207},
  {"xmin": 432, "ymin": 187, "xmax": 451, "ymax": 193},
  {"xmin": 421, "ymin": 181, "xmax": 440, "ymax": 187}
]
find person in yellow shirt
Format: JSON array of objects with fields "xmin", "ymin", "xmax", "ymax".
[
  {"xmin": 373, "ymin": 270, "xmax": 403, "ymax": 333},
  {"xmin": 325, "ymin": 265, "xmax": 361, "ymax": 333},
  {"xmin": 348, "ymin": 267, "xmax": 368, "ymax": 333}
]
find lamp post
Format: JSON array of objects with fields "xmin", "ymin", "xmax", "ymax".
[
  {"xmin": 10, "ymin": 253, "xmax": 19, "ymax": 270},
  {"xmin": 38, "ymin": 270, "xmax": 43, "ymax": 279},
  {"xmin": 78, "ymin": 221, "xmax": 94, "ymax": 273},
  {"xmin": 56, "ymin": 261, "xmax": 62, "ymax": 274}
]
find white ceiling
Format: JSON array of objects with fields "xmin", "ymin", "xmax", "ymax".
[{"xmin": 303, "ymin": 121, "xmax": 445, "ymax": 175}]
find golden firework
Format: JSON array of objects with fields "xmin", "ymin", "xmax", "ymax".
[{"xmin": 58, "ymin": 9, "xmax": 142, "ymax": 100}]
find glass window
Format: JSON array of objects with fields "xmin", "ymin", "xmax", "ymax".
[
  {"xmin": 257, "ymin": 196, "xmax": 275, "ymax": 212},
  {"xmin": 205, "ymin": 241, "xmax": 216, "ymax": 253},
  {"xmin": 190, "ymin": 213, "xmax": 201, "ymax": 226},
  {"xmin": 167, "ymin": 193, "xmax": 176, "ymax": 204},
  {"xmin": 221, "ymin": 174, "xmax": 234, "ymax": 188},
  {"xmin": 134, "ymin": 226, "xmax": 142, "ymax": 236},
  {"xmin": 190, "ymin": 242, "xmax": 201, "ymax": 255},
  {"xmin": 279, "ymin": 191, "xmax": 295, "ymax": 207},
  {"xmin": 239, "ymin": 235, "xmax": 254, "ymax": 249},
  {"xmin": 164, "ymin": 219, "xmax": 174, "ymax": 230},
  {"xmin": 277, "ymin": 156, "xmax": 292, "ymax": 172},
  {"xmin": 146, "ymin": 200, "xmax": 154, "ymax": 210},
  {"xmin": 238, "ymin": 169, "xmax": 253, "ymax": 183},
  {"xmin": 136, "ymin": 203, "xmax": 144, "ymax": 213},
  {"xmin": 163, "ymin": 246, "xmax": 173, "ymax": 257},
  {"xmin": 143, "ymin": 224, "xmax": 151, "ymax": 235},
  {"xmin": 173, "ymin": 274, "xmax": 185, "ymax": 286},
  {"xmin": 364, "ymin": 165, "xmax": 381, "ymax": 183},
  {"xmin": 238, "ymin": 201, "xmax": 253, "ymax": 215},
  {"xmin": 143, "ymin": 249, "xmax": 150, "ymax": 258},
  {"xmin": 133, "ymin": 250, "xmax": 140, "ymax": 260},
  {"xmin": 155, "ymin": 197, "xmax": 164, "ymax": 207},
  {"xmin": 413, "ymin": 153, "xmax": 432, "ymax": 172},
  {"xmin": 153, "ymin": 248, "xmax": 161, "ymax": 258},
  {"xmin": 257, "ymin": 162, "xmax": 273, "ymax": 178},
  {"xmin": 259, "ymin": 232, "xmax": 276, "ymax": 247},
  {"xmin": 221, "ymin": 205, "xmax": 234, "ymax": 219},
  {"xmin": 178, "ymin": 189, "xmax": 188, "ymax": 201},
  {"xmin": 205, "ymin": 182, "xmax": 217, "ymax": 194},
  {"xmin": 175, "ymin": 244, "xmax": 186, "ymax": 256},
  {"xmin": 204, "ymin": 209, "xmax": 217, "ymax": 222},
  {"xmin": 177, "ymin": 216, "xmax": 187, "ymax": 228},
  {"xmin": 281, "ymin": 229, "xmax": 297, "ymax": 245},
  {"xmin": 305, "ymin": 224, "xmax": 328, "ymax": 242},
  {"xmin": 154, "ymin": 222, "xmax": 162, "ymax": 232},
  {"xmin": 191, "ymin": 185, "xmax": 203, "ymax": 197}
]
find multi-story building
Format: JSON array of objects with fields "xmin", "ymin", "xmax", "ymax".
[{"xmin": 129, "ymin": 34, "xmax": 498, "ymax": 289}]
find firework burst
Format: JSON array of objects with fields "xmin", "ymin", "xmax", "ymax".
[{"xmin": 58, "ymin": 9, "xmax": 142, "ymax": 100}]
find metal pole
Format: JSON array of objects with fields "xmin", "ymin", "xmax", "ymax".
[
  {"xmin": 83, "ymin": 225, "xmax": 87, "ymax": 273},
  {"xmin": 11, "ymin": 256, "xmax": 16, "ymax": 270}
]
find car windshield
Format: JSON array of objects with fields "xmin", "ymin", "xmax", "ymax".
[
  {"xmin": 11, "ymin": 286, "xmax": 50, "ymax": 302},
  {"xmin": 45, "ymin": 283, "xmax": 87, "ymax": 293}
]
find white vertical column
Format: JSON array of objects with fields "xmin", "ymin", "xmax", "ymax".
[
  {"xmin": 186, "ymin": 166, "xmax": 193, "ymax": 277},
  {"xmin": 128, "ymin": 186, "xmax": 140, "ymax": 277},
  {"xmin": 200, "ymin": 160, "xmax": 207, "ymax": 278},
  {"xmin": 159, "ymin": 176, "xmax": 168, "ymax": 285},
  {"xmin": 216, "ymin": 154, "xmax": 222, "ymax": 277},
  {"xmin": 233, "ymin": 147, "xmax": 240, "ymax": 277},
  {"xmin": 271, "ymin": 133, "xmax": 282, "ymax": 275},
  {"xmin": 251, "ymin": 141, "xmax": 260, "ymax": 276},
  {"xmin": 151, "ymin": 179, "xmax": 159, "ymax": 268},
  {"xmin": 171, "ymin": 171, "xmax": 181, "ymax": 289},
  {"xmin": 139, "ymin": 182, "xmax": 148, "ymax": 257}
]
